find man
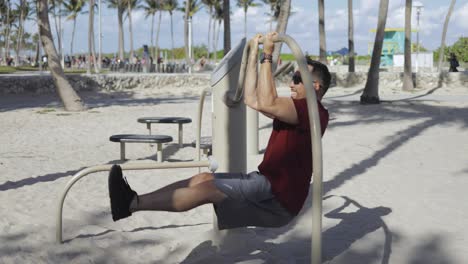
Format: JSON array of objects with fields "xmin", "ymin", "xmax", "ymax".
[
  {"xmin": 449, "ymin": 53, "xmax": 459, "ymax": 72},
  {"xmin": 108, "ymin": 32, "xmax": 331, "ymax": 230}
]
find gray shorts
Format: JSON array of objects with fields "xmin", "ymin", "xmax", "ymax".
[{"xmin": 213, "ymin": 171, "xmax": 294, "ymax": 230}]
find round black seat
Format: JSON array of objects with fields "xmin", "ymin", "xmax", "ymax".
[
  {"xmin": 191, "ymin": 136, "xmax": 212, "ymax": 156},
  {"xmin": 137, "ymin": 117, "xmax": 192, "ymax": 124},
  {"xmin": 191, "ymin": 136, "xmax": 212, "ymax": 148},
  {"xmin": 110, "ymin": 134, "xmax": 172, "ymax": 143},
  {"xmin": 137, "ymin": 117, "xmax": 192, "ymax": 147},
  {"xmin": 109, "ymin": 134, "xmax": 173, "ymax": 161}
]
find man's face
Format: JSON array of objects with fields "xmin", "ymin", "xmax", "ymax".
[{"xmin": 289, "ymin": 65, "xmax": 321, "ymax": 100}]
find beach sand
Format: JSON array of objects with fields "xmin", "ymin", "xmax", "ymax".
[{"xmin": 1, "ymin": 82, "xmax": 468, "ymax": 263}]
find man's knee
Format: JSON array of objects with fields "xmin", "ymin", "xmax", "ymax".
[{"xmin": 190, "ymin": 172, "xmax": 214, "ymax": 186}]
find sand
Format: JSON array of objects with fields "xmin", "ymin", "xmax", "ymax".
[{"xmin": 1, "ymin": 81, "xmax": 468, "ymax": 263}]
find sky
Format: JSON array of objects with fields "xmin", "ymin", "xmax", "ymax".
[{"xmin": 24, "ymin": 0, "xmax": 468, "ymax": 57}]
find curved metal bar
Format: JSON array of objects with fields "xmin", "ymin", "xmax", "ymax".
[
  {"xmin": 269, "ymin": 34, "xmax": 323, "ymax": 264},
  {"xmin": 57, "ymin": 160, "xmax": 213, "ymax": 243},
  {"xmin": 196, "ymin": 87, "xmax": 212, "ymax": 164},
  {"xmin": 225, "ymin": 38, "xmax": 254, "ymax": 106},
  {"xmin": 232, "ymin": 33, "xmax": 323, "ymax": 264}
]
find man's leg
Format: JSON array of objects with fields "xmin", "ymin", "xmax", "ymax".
[
  {"xmin": 133, "ymin": 178, "xmax": 226, "ymax": 212},
  {"xmin": 109, "ymin": 165, "xmax": 226, "ymax": 221},
  {"xmin": 137, "ymin": 172, "xmax": 214, "ymax": 197}
]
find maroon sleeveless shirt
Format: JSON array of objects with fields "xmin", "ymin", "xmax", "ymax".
[{"xmin": 258, "ymin": 99, "xmax": 329, "ymax": 215}]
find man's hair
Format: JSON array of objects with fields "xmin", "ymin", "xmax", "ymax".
[{"xmin": 306, "ymin": 56, "xmax": 331, "ymax": 96}]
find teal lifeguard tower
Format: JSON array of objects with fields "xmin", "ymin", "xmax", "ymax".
[{"xmin": 368, "ymin": 28, "xmax": 416, "ymax": 66}]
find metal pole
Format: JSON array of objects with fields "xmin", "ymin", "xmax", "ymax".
[
  {"xmin": 196, "ymin": 88, "xmax": 212, "ymax": 164},
  {"xmin": 246, "ymin": 107, "xmax": 259, "ymax": 155},
  {"xmin": 211, "ymin": 39, "xmax": 247, "ymax": 173}
]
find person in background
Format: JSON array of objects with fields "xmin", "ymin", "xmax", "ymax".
[{"xmin": 449, "ymin": 53, "xmax": 459, "ymax": 72}]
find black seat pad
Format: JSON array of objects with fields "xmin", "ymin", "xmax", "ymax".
[
  {"xmin": 137, "ymin": 117, "xmax": 192, "ymax": 124},
  {"xmin": 110, "ymin": 134, "xmax": 173, "ymax": 143}
]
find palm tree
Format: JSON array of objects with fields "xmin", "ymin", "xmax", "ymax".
[
  {"xmin": 36, "ymin": 0, "xmax": 85, "ymax": 111},
  {"xmin": 180, "ymin": 0, "xmax": 202, "ymax": 65},
  {"xmin": 14, "ymin": 0, "xmax": 30, "ymax": 65},
  {"xmin": 1, "ymin": 0, "xmax": 13, "ymax": 62},
  {"xmin": 49, "ymin": 0, "xmax": 66, "ymax": 64},
  {"xmin": 107, "ymin": 0, "xmax": 125, "ymax": 60},
  {"xmin": 360, "ymin": 0, "xmax": 389, "ymax": 104},
  {"xmin": 163, "ymin": 0, "xmax": 178, "ymax": 61},
  {"xmin": 318, "ymin": 0, "xmax": 326, "ymax": 64},
  {"xmin": 271, "ymin": 0, "xmax": 290, "ymax": 69},
  {"xmin": 184, "ymin": 0, "xmax": 190, "ymax": 65},
  {"xmin": 402, "ymin": 0, "xmax": 414, "ymax": 90},
  {"xmin": 125, "ymin": 0, "xmax": 139, "ymax": 60},
  {"xmin": 64, "ymin": 0, "xmax": 86, "ymax": 58},
  {"xmin": 236, "ymin": 0, "xmax": 260, "ymax": 38},
  {"xmin": 154, "ymin": 0, "xmax": 164, "ymax": 61},
  {"xmin": 223, "ymin": 0, "xmax": 230, "ymax": 54},
  {"xmin": 348, "ymin": 0, "xmax": 355, "ymax": 72},
  {"xmin": 437, "ymin": 0, "xmax": 456, "ymax": 72},
  {"xmin": 12, "ymin": 9, "xmax": 36, "ymax": 65},
  {"xmin": 88, "ymin": 0, "xmax": 99, "ymax": 74},
  {"xmin": 141, "ymin": 0, "xmax": 158, "ymax": 59},
  {"xmin": 212, "ymin": 0, "xmax": 223, "ymax": 62},
  {"xmin": 202, "ymin": 0, "xmax": 216, "ymax": 61},
  {"xmin": 261, "ymin": 0, "xmax": 280, "ymax": 31}
]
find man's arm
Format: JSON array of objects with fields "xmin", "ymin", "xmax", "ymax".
[
  {"xmin": 244, "ymin": 35, "xmax": 260, "ymax": 110},
  {"xmin": 256, "ymin": 32, "xmax": 299, "ymax": 125}
]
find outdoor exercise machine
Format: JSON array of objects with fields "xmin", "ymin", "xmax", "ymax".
[
  {"xmin": 210, "ymin": 34, "xmax": 324, "ymax": 264},
  {"xmin": 56, "ymin": 33, "xmax": 324, "ymax": 264}
]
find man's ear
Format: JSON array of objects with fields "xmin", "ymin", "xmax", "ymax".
[{"xmin": 314, "ymin": 81, "xmax": 321, "ymax": 91}]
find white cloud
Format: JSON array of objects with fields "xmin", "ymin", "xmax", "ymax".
[{"xmin": 452, "ymin": 2, "xmax": 468, "ymax": 30}]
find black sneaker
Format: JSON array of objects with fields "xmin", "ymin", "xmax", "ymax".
[{"xmin": 108, "ymin": 164, "xmax": 137, "ymax": 221}]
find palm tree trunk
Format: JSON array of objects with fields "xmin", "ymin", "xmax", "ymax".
[
  {"xmin": 272, "ymin": 0, "xmax": 291, "ymax": 71},
  {"xmin": 36, "ymin": 0, "xmax": 85, "ymax": 111},
  {"xmin": 318, "ymin": 0, "xmax": 327, "ymax": 64},
  {"xmin": 207, "ymin": 6, "xmax": 212, "ymax": 62},
  {"xmin": 360, "ymin": 0, "xmax": 389, "ymax": 104},
  {"xmin": 88, "ymin": 0, "xmax": 94, "ymax": 74},
  {"xmin": 170, "ymin": 12, "xmax": 175, "ymax": 61},
  {"xmin": 15, "ymin": 0, "xmax": 25, "ymax": 65},
  {"xmin": 71, "ymin": 18, "xmax": 77, "ymax": 57},
  {"xmin": 150, "ymin": 13, "xmax": 155, "ymax": 60},
  {"xmin": 184, "ymin": 0, "xmax": 190, "ymax": 65},
  {"xmin": 118, "ymin": 6, "xmax": 125, "ymax": 60},
  {"xmin": 52, "ymin": 3, "xmax": 62, "ymax": 61},
  {"xmin": 4, "ymin": 0, "xmax": 11, "ymax": 61},
  {"xmin": 35, "ymin": 39, "xmax": 40, "ymax": 66},
  {"xmin": 128, "ymin": 1, "xmax": 134, "ymax": 60},
  {"xmin": 348, "ymin": 0, "xmax": 355, "ymax": 72},
  {"xmin": 91, "ymin": 12, "xmax": 99, "ymax": 73},
  {"xmin": 215, "ymin": 20, "xmax": 221, "ymax": 62},
  {"xmin": 402, "ymin": 0, "xmax": 414, "ymax": 90},
  {"xmin": 223, "ymin": 0, "xmax": 231, "ymax": 55},
  {"xmin": 437, "ymin": 0, "xmax": 456, "ymax": 72},
  {"xmin": 243, "ymin": 9, "xmax": 247, "ymax": 39},
  {"xmin": 155, "ymin": 10, "xmax": 162, "ymax": 62},
  {"xmin": 212, "ymin": 16, "xmax": 217, "ymax": 61}
]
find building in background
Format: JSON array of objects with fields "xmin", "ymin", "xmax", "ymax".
[{"xmin": 368, "ymin": 28, "xmax": 433, "ymax": 68}]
